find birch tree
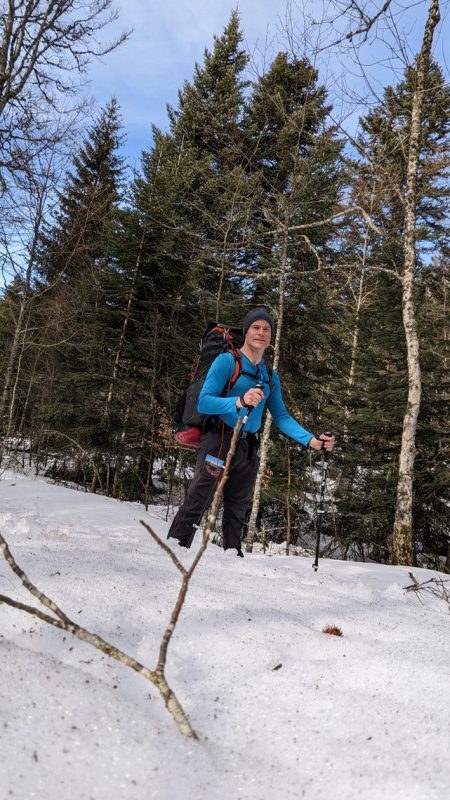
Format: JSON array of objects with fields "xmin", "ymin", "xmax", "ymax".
[
  {"xmin": 391, "ymin": 0, "xmax": 441, "ymax": 564},
  {"xmin": 310, "ymin": 0, "xmax": 448, "ymax": 563}
]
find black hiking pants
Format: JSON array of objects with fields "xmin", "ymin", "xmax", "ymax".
[{"xmin": 168, "ymin": 428, "xmax": 259, "ymax": 552}]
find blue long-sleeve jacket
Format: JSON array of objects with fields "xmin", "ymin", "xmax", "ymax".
[{"xmin": 197, "ymin": 352, "xmax": 314, "ymax": 446}]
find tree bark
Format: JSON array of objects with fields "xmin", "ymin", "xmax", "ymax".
[
  {"xmin": 285, "ymin": 443, "xmax": 292, "ymax": 554},
  {"xmin": 105, "ymin": 229, "xmax": 146, "ymax": 414},
  {"xmin": 0, "ymin": 196, "xmax": 43, "ymax": 463},
  {"xmin": 391, "ymin": 0, "xmax": 441, "ymax": 565},
  {"xmin": 245, "ymin": 212, "xmax": 289, "ymax": 552},
  {"xmin": 344, "ymin": 194, "xmax": 375, "ymax": 435}
]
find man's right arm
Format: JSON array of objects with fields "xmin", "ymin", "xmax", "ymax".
[{"xmin": 197, "ymin": 354, "xmax": 242, "ymax": 418}]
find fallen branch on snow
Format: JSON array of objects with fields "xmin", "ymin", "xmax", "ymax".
[
  {"xmin": 0, "ymin": 529, "xmax": 200, "ymax": 738},
  {"xmin": 0, "ymin": 417, "xmax": 244, "ymax": 739}
]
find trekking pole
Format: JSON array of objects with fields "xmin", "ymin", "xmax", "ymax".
[
  {"xmin": 240, "ymin": 383, "xmax": 263, "ymax": 438},
  {"xmin": 312, "ymin": 431, "xmax": 333, "ymax": 572}
]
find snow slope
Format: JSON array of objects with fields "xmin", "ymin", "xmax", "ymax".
[{"xmin": 1, "ymin": 474, "xmax": 449, "ymax": 800}]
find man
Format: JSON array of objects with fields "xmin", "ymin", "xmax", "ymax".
[{"xmin": 168, "ymin": 309, "xmax": 335, "ymax": 556}]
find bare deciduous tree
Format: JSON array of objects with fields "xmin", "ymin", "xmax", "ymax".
[
  {"xmin": 0, "ymin": 151, "xmax": 60, "ymax": 460},
  {"xmin": 304, "ymin": 0, "xmax": 446, "ymax": 564},
  {"xmin": 0, "ymin": 0, "xmax": 129, "ymax": 188}
]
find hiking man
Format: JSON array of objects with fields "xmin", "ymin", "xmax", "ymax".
[{"xmin": 168, "ymin": 309, "xmax": 335, "ymax": 556}]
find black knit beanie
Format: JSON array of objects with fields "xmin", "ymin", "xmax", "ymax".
[{"xmin": 242, "ymin": 309, "xmax": 274, "ymax": 337}]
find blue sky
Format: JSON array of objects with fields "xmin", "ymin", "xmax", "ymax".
[
  {"xmin": 87, "ymin": 0, "xmax": 299, "ymax": 166},
  {"xmin": 85, "ymin": 1, "xmax": 450, "ymax": 168}
]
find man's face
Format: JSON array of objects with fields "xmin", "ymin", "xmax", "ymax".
[{"xmin": 245, "ymin": 320, "xmax": 272, "ymax": 351}]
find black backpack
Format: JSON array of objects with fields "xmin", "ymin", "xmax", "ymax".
[{"xmin": 173, "ymin": 322, "xmax": 271, "ymax": 449}]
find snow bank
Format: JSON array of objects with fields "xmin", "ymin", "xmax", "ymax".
[{"xmin": 1, "ymin": 474, "xmax": 449, "ymax": 800}]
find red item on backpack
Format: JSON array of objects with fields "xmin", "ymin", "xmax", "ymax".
[{"xmin": 174, "ymin": 427, "xmax": 203, "ymax": 449}]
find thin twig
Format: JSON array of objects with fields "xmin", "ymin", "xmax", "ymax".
[
  {"xmin": 140, "ymin": 519, "xmax": 208, "ymax": 676},
  {"xmin": 140, "ymin": 521, "xmax": 187, "ymax": 575},
  {"xmin": 202, "ymin": 417, "xmax": 244, "ymax": 541},
  {"xmin": 403, "ymin": 571, "xmax": 450, "ymax": 611}
]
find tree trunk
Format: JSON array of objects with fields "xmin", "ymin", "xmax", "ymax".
[
  {"xmin": 105, "ymin": 228, "xmax": 145, "ymax": 415},
  {"xmin": 4, "ymin": 305, "xmax": 30, "ymax": 447},
  {"xmin": 344, "ymin": 195, "xmax": 375, "ymax": 435},
  {"xmin": 391, "ymin": 0, "xmax": 440, "ymax": 565},
  {"xmin": 245, "ymin": 212, "xmax": 289, "ymax": 552},
  {"xmin": 0, "ymin": 202, "xmax": 42, "ymax": 463}
]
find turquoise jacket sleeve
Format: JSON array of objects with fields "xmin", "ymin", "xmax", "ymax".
[
  {"xmin": 197, "ymin": 353, "xmax": 314, "ymax": 446},
  {"xmin": 197, "ymin": 353, "xmax": 242, "ymax": 418}
]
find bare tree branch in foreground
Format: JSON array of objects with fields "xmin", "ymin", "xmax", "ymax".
[
  {"xmin": 404, "ymin": 571, "xmax": 450, "ymax": 611},
  {"xmin": 0, "ymin": 528, "xmax": 199, "ymax": 738},
  {"xmin": 202, "ymin": 415, "xmax": 246, "ymax": 541},
  {"xmin": 0, "ymin": 412, "xmax": 245, "ymax": 736}
]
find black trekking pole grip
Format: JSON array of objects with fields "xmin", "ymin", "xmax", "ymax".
[
  {"xmin": 312, "ymin": 430, "xmax": 333, "ymax": 572},
  {"xmin": 241, "ymin": 383, "xmax": 264, "ymax": 424},
  {"xmin": 240, "ymin": 383, "xmax": 264, "ymax": 440}
]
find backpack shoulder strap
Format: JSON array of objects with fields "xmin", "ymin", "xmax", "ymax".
[
  {"xmin": 229, "ymin": 352, "xmax": 275, "ymax": 392},
  {"xmin": 229, "ymin": 349, "xmax": 242, "ymax": 386},
  {"xmin": 219, "ymin": 350, "xmax": 242, "ymax": 398}
]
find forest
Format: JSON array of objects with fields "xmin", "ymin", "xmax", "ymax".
[{"xmin": 0, "ymin": 1, "xmax": 448, "ymax": 570}]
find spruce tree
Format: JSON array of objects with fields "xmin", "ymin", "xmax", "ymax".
[
  {"xmin": 32, "ymin": 99, "xmax": 127, "ymax": 488},
  {"xmin": 38, "ymin": 97, "xmax": 124, "ymax": 285},
  {"xmin": 153, "ymin": 9, "xmax": 253, "ymax": 321},
  {"xmin": 112, "ymin": 12, "xmax": 257, "ymax": 501},
  {"xmin": 241, "ymin": 53, "xmax": 345, "ymax": 549}
]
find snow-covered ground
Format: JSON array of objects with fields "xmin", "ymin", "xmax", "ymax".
[{"xmin": 1, "ymin": 473, "xmax": 449, "ymax": 800}]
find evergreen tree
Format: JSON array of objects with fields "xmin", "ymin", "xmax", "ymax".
[
  {"xmin": 415, "ymin": 256, "xmax": 450, "ymax": 569},
  {"xmin": 241, "ymin": 53, "xmax": 345, "ymax": 548},
  {"xmin": 38, "ymin": 97, "xmax": 124, "ymax": 285},
  {"xmin": 153, "ymin": 9, "xmax": 253, "ymax": 321},
  {"xmin": 108, "ymin": 11, "xmax": 258, "ymax": 500},
  {"xmin": 31, "ymin": 99, "xmax": 127, "ymax": 487}
]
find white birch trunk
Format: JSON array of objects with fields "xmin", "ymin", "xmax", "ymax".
[
  {"xmin": 0, "ymin": 205, "xmax": 42, "ymax": 463},
  {"xmin": 105, "ymin": 228, "xmax": 146, "ymax": 413},
  {"xmin": 344, "ymin": 195, "xmax": 375, "ymax": 435},
  {"xmin": 391, "ymin": 0, "xmax": 440, "ymax": 565},
  {"xmin": 245, "ymin": 214, "xmax": 288, "ymax": 552}
]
